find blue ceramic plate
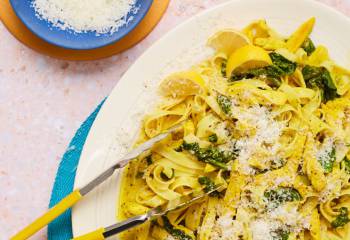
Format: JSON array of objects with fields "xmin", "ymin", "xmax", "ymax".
[{"xmin": 10, "ymin": 0, "xmax": 153, "ymax": 50}]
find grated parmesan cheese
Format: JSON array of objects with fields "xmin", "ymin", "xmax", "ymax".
[
  {"xmin": 249, "ymin": 210, "xmax": 308, "ymax": 240},
  {"xmin": 316, "ymin": 138, "xmax": 334, "ymax": 164},
  {"xmin": 210, "ymin": 214, "xmax": 244, "ymax": 240},
  {"xmin": 319, "ymin": 179, "xmax": 342, "ymax": 202},
  {"xmin": 32, "ymin": 0, "xmax": 138, "ymax": 34},
  {"xmin": 165, "ymin": 236, "xmax": 176, "ymax": 240},
  {"xmin": 210, "ymin": 200, "xmax": 310, "ymax": 240},
  {"xmin": 250, "ymin": 219, "xmax": 278, "ymax": 240},
  {"xmin": 273, "ymin": 176, "xmax": 294, "ymax": 187},
  {"xmin": 234, "ymin": 105, "xmax": 284, "ymax": 174},
  {"xmin": 268, "ymin": 205, "xmax": 311, "ymax": 232},
  {"xmin": 215, "ymin": 121, "xmax": 230, "ymax": 140}
]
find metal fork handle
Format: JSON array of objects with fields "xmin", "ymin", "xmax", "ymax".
[
  {"xmin": 79, "ymin": 160, "xmax": 128, "ymax": 196},
  {"xmin": 80, "ymin": 132, "xmax": 171, "ymax": 196},
  {"xmin": 103, "ymin": 214, "xmax": 149, "ymax": 238},
  {"xmin": 79, "ymin": 122, "xmax": 186, "ymax": 196}
]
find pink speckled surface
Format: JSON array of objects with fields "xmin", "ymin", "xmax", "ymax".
[{"xmin": 1, "ymin": 0, "xmax": 350, "ymax": 239}]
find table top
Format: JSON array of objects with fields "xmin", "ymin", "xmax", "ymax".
[{"xmin": 1, "ymin": 0, "xmax": 349, "ymax": 239}]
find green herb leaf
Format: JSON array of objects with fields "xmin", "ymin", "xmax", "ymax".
[
  {"xmin": 254, "ymin": 158, "xmax": 286, "ymax": 175},
  {"xmin": 222, "ymin": 170, "xmax": 231, "ymax": 180},
  {"xmin": 342, "ymin": 156, "xmax": 350, "ymax": 174},
  {"xmin": 317, "ymin": 146, "xmax": 336, "ymax": 173},
  {"xmin": 217, "ymin": 94, "xmax": 232, "ymax": 115},
  {"xmin": 264, "ymin": 187, "xmax": 302, "ymax": 209},
  {"xmin": 271, "ymin": 228, "xmax": 290, "ymax": 240},
  {"xmin": 162, "ymin": 216, "xmax": 193, "ymax": 240},
  {"xmin": 182, "ymin": 142, "xmax": 235, "ymax": 170},
  {"xmin": 230, "ymin": 52, "xmax": 296, "ymax": 88},
  {"xmin": 182, "ymin": 142, "xmax": 200, "ymax": 153},
  {"xmin": 271, "ymin": 158, "xmax": 286, "ymax": 170},
  {"xmin": 198, "ymin": 176, "xmax": 216, "ymax": 193},
  {"xmin": 175, "ymin": 145, "xmax": 183, "ymax": 152},
  {"xmin": 230, "ymin": 65, "xmax": 283, "ymax": 87},
  {"xmin": 302, "ymin": 65, "xmax": 338, "ymax": 102},
  {"xmin": 208, "ymin": 134, "xmax": 218, "ymax": 143},
  {"xmin": 198, "ymin": 176, "xmax": 225, "ymax": 197},
  {"xmin": 221, "ymin": 59, "xmax": 227, "ymax": 77},
  {"xmin": 280, "ymin": 232, "xmax": 289, "ymax": 240},
  {"xmin": 160, "ymin": 169, "xmax": 175, "ymax": 181},
  {"xmin": 269, "ymin": 52, "xmax": 297, "ymax": 75},
  {"xmin": 146, "ymin": 155, "xmax": 153, "ymax": 165},
  {"xmin": 136, "ymin": 171, "xmax": 144, "ymax": 178},
  {"xmin": 301, "ymin": 38, "xmax": 316, "ymax": 56},
  {"xmin": 331, "ymin": 207, "xmax": 350, "ymax": 228}
]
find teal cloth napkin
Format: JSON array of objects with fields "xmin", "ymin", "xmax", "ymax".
[{"xmin": 48, "ymin": 100, "xmax": 105, "ymax": 240}]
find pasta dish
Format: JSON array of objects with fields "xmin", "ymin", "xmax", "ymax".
[{"xmin": 118, "ymin": 18, "xmax": 350, "ymax": 240}]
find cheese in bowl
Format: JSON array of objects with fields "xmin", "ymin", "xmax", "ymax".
[
  {"xmin": 118, "ymin": 18, "xmax": 350, "ymax": 240},
  {"xmin": 32, "ymin": 0, "xmax": 138, "ymax": 34}
]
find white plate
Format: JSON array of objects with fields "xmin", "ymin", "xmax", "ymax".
[{"xmin": 72, "ymin": 0, "xmax": 350, "ymax": 237}]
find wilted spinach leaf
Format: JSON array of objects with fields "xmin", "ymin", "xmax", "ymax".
[
  {"xmin": 269, "ymin": 52, "xmax": 297, "ymax": 75},
  {"xmin": 271, "ymin": 228, "xmax": 290, "ymax": 240},
  {"xmin": 198, "ymin": 176, "xmax": 224, "ymax": 197},
  {"xmin": 254, "ymin": 158, "xmax": 286, "ymax": 175},
  {"xmin": 217, "ymin": 94, "xmax": 232, "ymax": 115},
  {"xmin": 160, "ymin": 169, "xmax": 175, "ymax": 181},
  {"xmin": 198, "ymin": 176, "xmax": 216, "ymax": 192},
  {"xmin": 302, "ymin": 65, "xmax": 338, "ymax": 102},
  {"xmin": 331, "ymin": 207, "xmax": 350, "ymax": 228},
  {"xmin": 221, "ymin": 59, "xmax": 227, "ymax": 77},
  {"xmin": 136, "ymin": 171, "xmax": 144, "ymax": 178},
  {"xmin": 317, "ymin": 145, "xmax": 336, "ymax": 173},
  {"xmin": 343, "ymin": 156, "xmax": 350, "ymax": 174},
  {"xmin": 208, "ymin": 134, "xmax": 218, "ymax": 143},
  {"xmin": 264, "ymin": 187, "xmax": 302, "ymax": 209},
  {"xmin": 146, "ymin": 155, "xmax": 153, "ymax": 165},
  {"xmin": 301, "ymin": 38, "xmax": 316, "ymax": 56},
  {"xmin": 162, "ymin": 216, "xmax": 193, "ymax": 240},
  {"xmin": 182, "ymin": 142, "xmax": 234, "ymax": 169},
  {"xmin": 230, "ymin": 52, "xmax": 296, "ymax": 88}
]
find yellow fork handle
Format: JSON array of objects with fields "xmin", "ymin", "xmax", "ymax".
[
  {"xmin": 11, "ymin": 190, "xmax": 82, "ymax": 240},
  {"xmin": 72, "ymin": 228, "xmax": 105, "ymax": 240}
]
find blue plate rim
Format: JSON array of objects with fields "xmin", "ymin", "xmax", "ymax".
[{"xmin": 9, "ymin": 0, "xmax": 154, "ymax": 50}]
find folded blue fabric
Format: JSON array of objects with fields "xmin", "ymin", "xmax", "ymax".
[{"xmin": 48, "ymin": 100, "xmax": 105, "ymax": 240}]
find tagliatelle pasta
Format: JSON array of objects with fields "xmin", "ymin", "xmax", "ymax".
[{"xmin": 118, "ymin": 18, "xmax": 350, "ymax": 240}]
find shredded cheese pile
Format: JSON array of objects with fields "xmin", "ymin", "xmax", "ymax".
[
  {"xmin": 234, "ymin": 105, "xmax": 284, "ymax": 174},
  {"xmin": 33, "ymin": 0, "xmax": 138, "ymax": 34}
]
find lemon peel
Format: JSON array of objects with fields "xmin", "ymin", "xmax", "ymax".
[{"xmin": 159, "ymin": 71, "xmax": 206, "ymax": 97}]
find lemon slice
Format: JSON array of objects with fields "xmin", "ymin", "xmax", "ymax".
[
  {"xmin": 226, "ymin": 45, "xmax": 272, "ymax": 77},
  {"xmin": 207, "ymin": 29, "xmax": 250, "ymax": 56},
  {"xmin": 159, "ymin": 71, "xmax": 206, "ymax": 97}
]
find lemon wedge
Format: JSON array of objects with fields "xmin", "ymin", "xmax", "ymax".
[
  {"xmin": 226, "ymin": 45, "xmax": 272, "ymax": 77},
  {"xmin": 286, "ymin": 17, "xmax": 315, "ymax": 53},
  {"xmin": 159, "ymin": 71, "xmax": 206, "ymax": 97},
  {"xmin": 207, "ymin": 29, "xmax": 250, "ymax": 56}
]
